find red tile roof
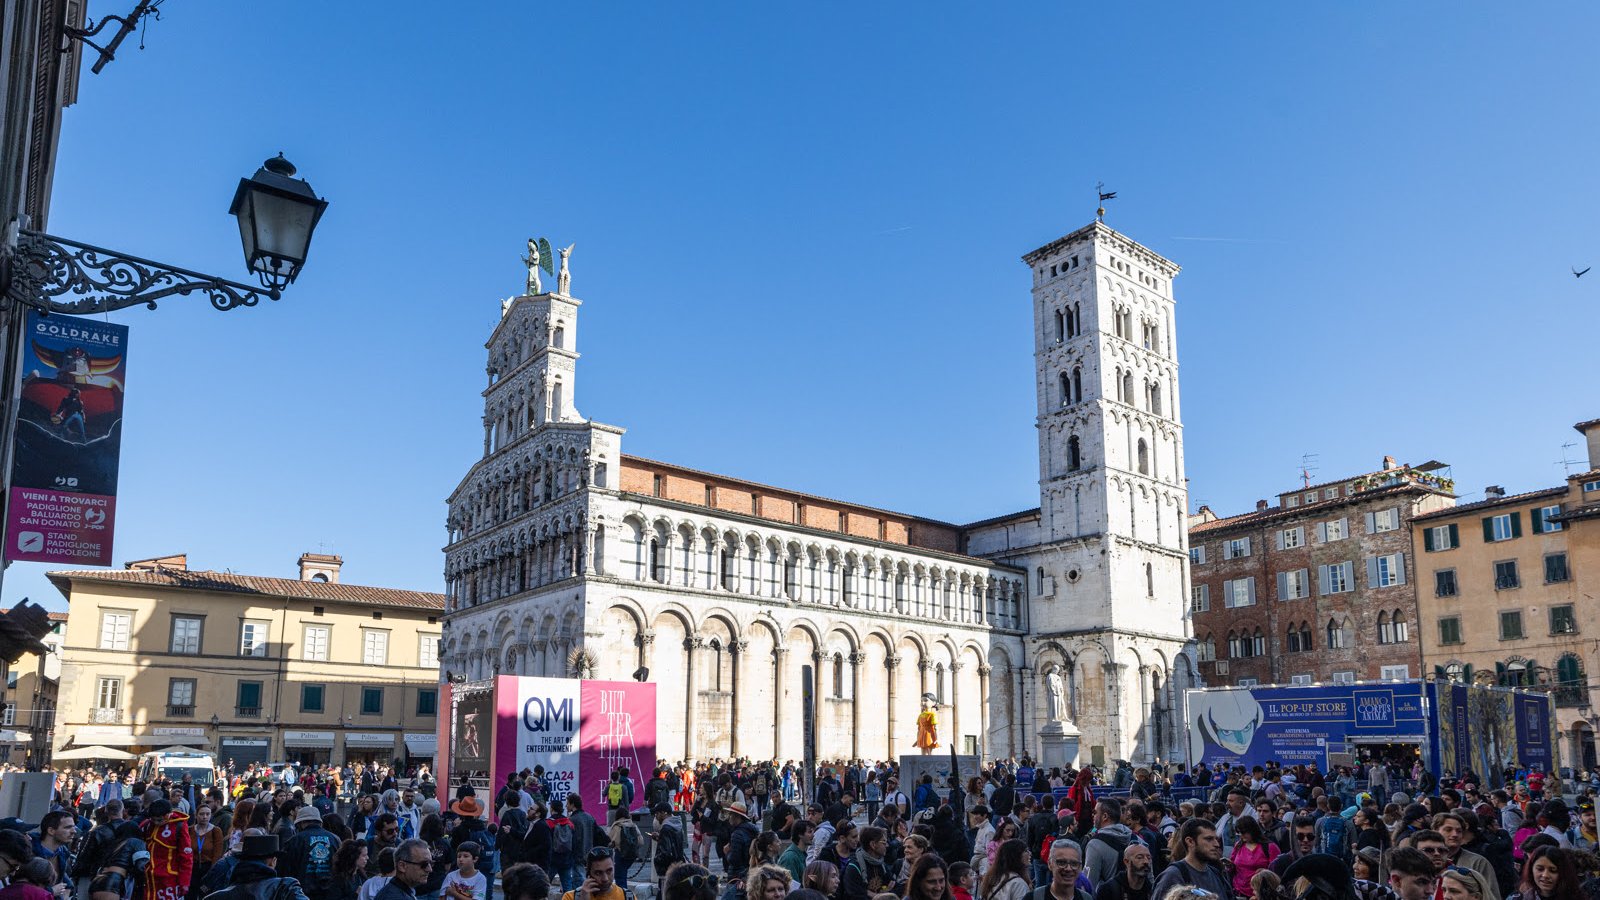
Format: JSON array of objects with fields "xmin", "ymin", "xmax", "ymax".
[
  {"xmin": 46, "ymin": 569, "xmax": 445, "ymax": 611},
  {"xmin": 45, "ymin": 612, "xmax": 67, "ymax": 622},
  {"xmin": 1409, "ymin": 486, "xmax": 1566, "ymax": 523},
  {"xmin": 1188, "ymin": 484, "xmax": 1424, "ymax": 535}
]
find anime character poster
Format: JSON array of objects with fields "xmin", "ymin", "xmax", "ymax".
[
  {"xmin": 1185, "ymin": 684, "xmax": 1426, "ymax": 770},
  {"xmin": 4, "ymin": 311, "xmax": 129, "ymax": 565}
]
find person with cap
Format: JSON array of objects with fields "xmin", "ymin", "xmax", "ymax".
[
  {"xmin": 278, "ymin": 805, "xmax": 338, "ymax": 899},
  {"xmin": 652, "ymin": 803, "xmax": 688, "ymax": 891},
  {"xmin": 198, "ymin": 834, "xmax": 309, "ymax": 900}
]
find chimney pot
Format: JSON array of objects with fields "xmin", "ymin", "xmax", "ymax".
[
  {"xmin": 1485, "ymin": 485, "xmax": 1506, "ymax": 500},
  {"xmin": 1382, "ymin": 455, "xmax": 1397, "ymax": 471},
  {"xmin": 1256, "ymin": 499, "xmax": 1269, "ymax": 512}
]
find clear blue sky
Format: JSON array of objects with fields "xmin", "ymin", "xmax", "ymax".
[{"xmin": 8, "ymin": 2, "xmax": 1597, "ymax": 611}]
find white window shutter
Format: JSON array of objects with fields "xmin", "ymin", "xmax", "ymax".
[
  {"xmin": 1274, "ymin": 530, "xmax": 1284, "ymax": 551},
  {"xmin": 1366, "ymin": 556, "xmax": 1380, "ymax": 587},
  {"xmin": 1340, "ymin": 561, "xmax": 1353, "ymax": 585},
  {"xmin": 1245, "ymin": 577, "xmax": 1257, "ymax": 604},
  {"xmin": 1316, "ymin": 522, "xmax": 1328, "ymax": 543},
  {"xmin": 1337, "ymin": 517, "xmax": 1348, "ymax": 537},
  {"xmin": 1277, "ymin": 571, "xmax": 1289, "ymax": 599},
  {"xmin": 1393, "ymin": 554, "xmax": 1406, "ymax": 585},
  {"xmin": 1364, "ymin": 512, "xmax": 1376, "ymax": 534},
  {"xmin": 1241, "ymin": 536, "xmax": 1251, "ymax": 556},
  {"xmin": 1319, "ymin": 565, "xmax": 1331, "ymax": 595}
]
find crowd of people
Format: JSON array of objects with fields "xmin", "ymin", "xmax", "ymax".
[{"xmin": 2, "ymin": 757, "xmax": 1599, "ymax": 900}]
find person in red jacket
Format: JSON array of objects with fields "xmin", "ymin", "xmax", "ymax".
[{"xmin": 143, "ymin": 800, "xmax": 193, "ymax": 900}]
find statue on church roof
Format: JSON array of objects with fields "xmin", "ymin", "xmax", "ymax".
[
  {"xmin": 557, "ymin": 244, "xmax": 574, "ymax": 295},
  {"xmin": 521, "ymin": 237, "xmax": 555, "ymax": 295}
]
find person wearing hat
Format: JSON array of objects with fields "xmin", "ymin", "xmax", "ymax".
[
  {"xmin": 201, "ymin": 834, "xmax": 310, "ymax": 900},
  {"xmin": 449, "ymin": 797, "xmax": 485, "ymax": 822},
  {"xmin": 720, "ymin": 802, "xmax": 760, "ymax": 889},
  {"xmin": 279, "ymin": 806, "xmax": 338, "ymax": 899}
]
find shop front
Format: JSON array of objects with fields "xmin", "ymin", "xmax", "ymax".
[
  {"xmin": 219, "ymin": 736, "xmax": 271, "ymax": 770},
  {"xmin": 403, "ymin": 733, "xmax": 437, "ymax": 769},
  {"xmin": 283, "ymin": 731, "xmax": 336, "ymax": 767},
  {"xmin": 343, "ymin": 732, "xmax": 397, "ymax": 766}
]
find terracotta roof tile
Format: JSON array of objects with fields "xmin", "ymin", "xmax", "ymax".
[
  {"xmin": 1188, "ymin": 484, "xmax": 1425, "ymax": 535},
  {"xmin": 46, "ymin": 569, "xmax": 445, "ymax": 611},
  {"xmin": 1410, "ymin": 486, "xmax": 1566, "ymax": 523}
]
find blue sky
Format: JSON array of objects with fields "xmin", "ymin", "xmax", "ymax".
[{"xmin": 8, "ymin": 2, "xmax": 1597, "ymax": 610}]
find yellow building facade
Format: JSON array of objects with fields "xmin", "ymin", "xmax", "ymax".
[
  {"xmin": 50, "ymin": 553, "xmax": 446, "ymax": 768},
  {"xmin": 1414, "ymin": 418, "xmax": 1600, "ymax": 772}
]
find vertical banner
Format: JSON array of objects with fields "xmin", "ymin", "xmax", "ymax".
[
  {"xmin": 435, "ymin": 680, "xmax": 453, "ymax": 796},
  {"xmin": 5, "ymin": 311, "xmax": 129, "ymax": 565},
  {"xmin": 1514, "ymin": 691, "xmax": 1553, "ymax": 772},
  {"xmin": 482, "ymin": 676, "xmax": 655, "ymax": 820},
  {"xmin": 579, "ymin": 679, "xmax": 656, "ymax": 817}
]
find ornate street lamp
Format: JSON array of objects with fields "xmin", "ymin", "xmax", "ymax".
[{"xmin": 1, "ymin": 154, "xmax": 328, "ymax": 314}]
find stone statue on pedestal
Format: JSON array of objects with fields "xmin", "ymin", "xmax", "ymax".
[
  {"xmin": 522, "ymin": 238, "xmax": 542, "ymax": 295},
  {"xmin": 557, "ymin": 244, "xmax": 574, "ymax": 294},
  {"xmin": 1045, "ymin": 667, "xmax": 1069, "ymax": 724}
]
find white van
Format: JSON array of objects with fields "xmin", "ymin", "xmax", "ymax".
[{"xmin": 138, "ymin": 749, "xmax": 218, "ymax": 788}]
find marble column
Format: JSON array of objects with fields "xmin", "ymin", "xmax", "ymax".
[
  {"xmin": 810, "ymin": 651, "xmax": 824, "ymax": 757},
  {"xmin": 773, "ymin": 646, "xmax": 790, "ymax": 761},
  {"xmin": 885, "ymin": 654, "xmax": 901, "ymax": 758},
  {"xmin": 684, "ymin": 635, "xmax": 703, "ymax": 760},
  {"xmin": 849, "ymin": 651, "xmax": 866, "ymax": 760},
  {"xmin": 729, "ymin": 640, "xmax": 748, "ymax": 758},
  {"xmin": 637, "ymin": 630, "xmax": 656, "ymax": 674},
  {"xmin": 977, "ymin": 664, "xmax": 992, "ymax": 760},
  {"xmin": 949, "ymin": 661, "xmax": 964, "ymax": 752}
]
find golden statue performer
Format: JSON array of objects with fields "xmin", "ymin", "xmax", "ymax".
[{"xmin": 914, "ymin": 692, "xmax": 939, "ymax": 755}]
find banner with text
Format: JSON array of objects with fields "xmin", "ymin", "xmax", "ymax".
[
  {"xmin": 491, "ymin": 675, "xmax": 655, "ymax": 817},
  {"xmin": 1186, "ymin": 683, "xmax": 1427, "ymax": 770},
  {"xmin": 1430, "ymin": 683, "xmax": 1554, "ymax": 788},
  {"xmin": 5, "ymin": 311, "xmax": 129, "ymax": 565}
]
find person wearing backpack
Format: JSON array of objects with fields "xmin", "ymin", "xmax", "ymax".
[
  {"xmin": 606, "ymin": 809, "xmax": 643, "ymax": 892},
  {"xmin": 607, "ymin": 773, "xmax": 627, "ymax": 824},
  {"xmin": 1149, "ymin": 821, "xmax": 1231, "ymax": 900},
  {"xmin": 548, "ymin": 804, "xmax": 579, "ymax": 894}
]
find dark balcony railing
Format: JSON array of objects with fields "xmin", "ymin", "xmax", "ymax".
[
  {"xmin": 235, "ymin": 706, "xmax": 261, "ymax": 718},
  {"xmin": 166, "ymin": 705, "xmax": 194, "ymax": 717}
]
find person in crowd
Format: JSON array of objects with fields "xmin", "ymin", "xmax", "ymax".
[
  {"xmin": 202, "ymin": 834, "xmax": 311, "ymax": 900},
  {"xmin": 190, "ymin": 803, "xmax": 226, "ymax": 900},
  {"xmin": 1231, "ymin": 816, "xmax": 1281, "ymax": 898},
  {"xmin": 1084, "ymin": 799, "xmax": 1137, "ymax": 891},
  {"xmin": 1508, "ymin": 846, "xmax": 1584, "ymax": 900},
  {"xmin": 745, "ymin": 865, "xmax": 790, "ymax": 900},
  {"xmin": 2, "ymin": 859, "xmax": 59, "ymax": 900},
  {"xmin": 442, "ymin": 842, "xmax": 489, "ymax": 900},
  {"xmin": 498, "ymin": 864, "xmax": 551, "ymax": 900},
  {"xmin": 329, "ymin": 840, "xmax": 369, "ymax": 900},
  {"xmin": 1151, "ymin": 820, "xmax": 1231, "ymax": 900},
  {"xmin": 358, "ymin": 848, "xmax": 397, "ymax": 900},
  {"xmin": 977, "ymin": 838, "xmax": 1031, "ymax": 900},
  {"xmin": 906, "ymin": 854, "xmax": 953, "ymax": 900},
  {"xmin": 367, "ymin": 816, "xmax": 403, "ymax": 878},
  {"xmin": 279, "ymin": 805, "xmax": 339, "ymax": 900},
  {"xmin": 1443, "ymin": 866, "xmax": 1495, "ymax": 900},
  {"xmin": 1092, "ymin": 844, "xmax": 1152, "ymax": 900},
  {"xmin": 803, "ymin": 861, "xmax": 839, "ymax": 897},
  {"xmin": 663, "ymin": 863, "xmax": 718, "ymax": 900},
  {"xmin": 376, "ymin": 839, "xmax": 434, "ymax": 900},
  {"xmin": 841, "ymin": 826, "xmax": 895, "ymax": 900},
  {"xmin": 778, "ymin": 822, "xmax": 811, "ymax": 884}
]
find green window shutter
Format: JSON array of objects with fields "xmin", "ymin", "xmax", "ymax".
[
  {"xmin": 1511, "ymin": 512, "xmax": 1523, "ymax": 538},
  {"xmin": 1424, "ymin": 528, "xmax": 1436, "ymax": 552},
  {"xmin": 1531, "ymin": 508, "xmax": 1543, "ymax": 534},
  {"xmin": 1483, "ymin": 517, "xmax": 1495, "ymax": 542},
  {"xmin": 1448, "ymin": 523, "xmax": 1459, "ymax": 548}
]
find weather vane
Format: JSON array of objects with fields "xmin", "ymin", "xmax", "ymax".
[{"xmin": 1096, "ymin": 182, "xmax": 1117, "ymax": 222}]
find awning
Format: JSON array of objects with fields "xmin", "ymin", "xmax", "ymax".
[
  {"xmin": 403, "ymin": 734, "xmax": 437, "ymax": 756},
  {"xmin": 343, "ymin": 732, "xmax": 396, "ymax": 747},
  {"xmin": 0, "ymin": 730, "xmax": 30, "ymax": 742},
  {"xmin": 283, "ymin": 731, "xmax": 336, "ymax": 749}
]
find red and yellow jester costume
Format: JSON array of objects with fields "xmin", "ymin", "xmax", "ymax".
[{"xmin": 144, "ymin": 810, "xmax": 193, "ymax": 900}]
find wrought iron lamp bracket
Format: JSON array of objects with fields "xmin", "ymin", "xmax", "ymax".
[{"xmin": 1, "ymin": 227, "xmax": 279, "ymax": 316}]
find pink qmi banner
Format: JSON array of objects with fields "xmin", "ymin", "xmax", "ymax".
[{"xmin": 492, "ymin": 675, "xmax": 656, "ymax": 819}]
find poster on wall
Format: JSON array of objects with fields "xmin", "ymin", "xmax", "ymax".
[
  {"xmin": 1431, "ymin": 683, "xmax": 1553, "ymax": 788},
  {"xmin": 491, "ymin": 675, "xmax": 655, "ymax": 817},
  {"xmin": 5, "ymin": 311, "xmax": 129, "ymax": 565},
  {"xmin": 1186, "ymin": 683, "xmax": 1427, "ymax": 770},
  {"xmin": 453, "ymin": 688, "xmax": 492, "ymax": 776}
]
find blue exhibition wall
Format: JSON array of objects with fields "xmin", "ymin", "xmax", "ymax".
[{"xmin": 1187, "ymin": 683, "xmax": 1427, "ymax": 770}]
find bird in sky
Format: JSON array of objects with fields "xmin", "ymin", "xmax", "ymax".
[{"xmin": 1574, "ymin": 266, "xmax": 1591, "ymax": 278}]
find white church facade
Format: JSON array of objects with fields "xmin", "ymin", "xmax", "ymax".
[{"xmin": 441, "ymin": 220, "xmax": 1199, "ymax": 767}]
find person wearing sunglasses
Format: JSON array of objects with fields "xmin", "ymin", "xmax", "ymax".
[{"xmin": 376, "ymin": 839, "xmax": 435, "ymax": 900}]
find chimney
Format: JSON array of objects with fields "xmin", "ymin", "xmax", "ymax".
[
  {"xmin": 1255, "ymin": 499, "xmax": 1269, "ymax": 512},
  {"xmin": 1382, "ymin": 455, "xmax": 1398, "ymax": 471},
  {"xmin": 1576, "ymin": 419, "xmax": 1600, "ymax": 471},
  {"xmin": 1485, "ymin": 486, "xmax": 1506, "ymax": 500},
  {"xmin": 298, "ymin": 553, "xmax": 343, "ymax": 583}
]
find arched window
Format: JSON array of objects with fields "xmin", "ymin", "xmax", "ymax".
[
  {"xmin": 1059, "ymin": 372, "xmax": 1071, "ymax": 407},
  {"xmin": 842, "ymin": 566, "xmax": 855, "ymax": 605},
  {"xmin": 1392, "ymin": 610, "xmax": 1408, "ymax": 643},
  {"xmin": 648, "ymin": 539, "xmax": 664, "ymax": 583},
  {"xmin": 1149, "ymin": 382, "xmax": 1162, "ymax": 416},
  {"xmin": 833, "ymin": 654, "xmax": 844, "ymax": 699},
  {"xmin": 1072, "ymin": 366, "xmax": 1083, "ymax": 403},
  {"xmin": 1286, "ymin": 626, "xmax": 1301, "ymax": 653},
  {"xmin": 1300, "ymin": 622, "xmax": 1313, "ymax": 652},
  {"xmin": 935, "ymin": 664, "xmax": 946, "ymax": 703},
  {"xmin": 1068, "ymin": 435, "xmax": 1082, "ymax": 471},
  {"xmin": 709, "ymin": 639, "xmax": 724, "ymax": 691},
  {"xmin": 1122, "ymin": 371, "xmax": 1134, "ymax": 403},
  {"xmin": 1377, "ymin": 611, "xmax": 1392, "ymax": 644},
  {"xmin": 1227, "ymin": 631, "xmax": 1242, "ymax": 658},
  {"xmin": 1198, "ymin": 634, "xmax": 1216, "ymax": 661},
  {"xmin": 1146, "ymin": 562, "xmax": 1154, "ymax": 596},
  {"xmin": 1037, "ymin": 567, "xmax": 1046, "ymax": 594},
  {"xmin": 552, "ymin": 325, "xmax": 566, "ymax": 349},
  {"xmin": 1326, "ymin": 618, "xmax": 1343, "ymax": 650},
  {"xmin": 1054, "ymin": 310, "xmax": 1065, "ymax": 342},
  {"xmin": 720, "ymin": 546, "xmax": 736, "ymax": 591},
  {"xmin": 1071, "ymin": 303, "xmax": 1081, "ymax": 337},
  {"xmin": 1252, "ymin": 628, "xmax": 1265, "ymax": 656},
  {"xmin": 1137, "ymin": 439, "xmax": 1149, "ymax": 475}
]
